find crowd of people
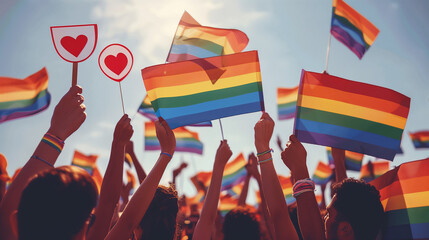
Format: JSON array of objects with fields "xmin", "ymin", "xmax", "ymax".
[{"xmin": 0, "ymin": 86, "xmax": 384, "ymax": 240}]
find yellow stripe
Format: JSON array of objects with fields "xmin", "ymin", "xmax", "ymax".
[
  {"xmin": 314, "ymin": 169, "xmax": 332, "ymax": 178},
  {"xmin": 278, "ymin": 93, "xmax": 298, "ymax": 104},
  {"xmin": 0, "ymin": 81, "xmax": 48, "ymax": 102},
  {"xmin": 145, "ymin": 129, "xmax": 197, "ymax": 139},
  {"xmin": 148, "ymin": 72, "xmax": 261, "ymax": 100},
  {"xmin": 177, "ymin": 25, "xmax": 235, "ymax": 54},
  {"xmin": 299, "ymin": 95, "xmax": 407, "ymax": 129},
  {"xmin": 382, "ymin": 191, "xmax": 429, "ymax": 211}
]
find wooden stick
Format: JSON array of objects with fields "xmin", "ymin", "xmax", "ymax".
[
  {"xmin": 119, "ymin": 82, "xmax": 125, "ymax": 115},
  {"xmin": 218, "ymin": 119, "xmax": 225, "ymax": 140},
  {"xmin": 324, "ymin": 33, "xmax": 332, "ymax": 73},
  {"xmin": 72, "ymin": 62, "xmax": 78, "ymax": 86}
]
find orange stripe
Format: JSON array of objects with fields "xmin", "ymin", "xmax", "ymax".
[{"xmin": 0, "ymin": 68, "xmax": 48, "ymax": 94}]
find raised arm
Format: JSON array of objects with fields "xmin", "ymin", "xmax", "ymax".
[
  {"xmin": 193, "ymin": 140, "xmax": 232, "ymax": 240},
  {"xmin": 237, "ymin": 159, "xmax": 251, "ymax": 206},
  {"xmin": 105, "ymin": 118, "xmax": 175, "ymax": 240},
  {"xmin": 126, "ymin": 141, "xmax": 146, "ymax": 183},
  {"xmin": 0, "ymin": 86, "xmax": 86, "ymax": 240},
  {"xmin": 281, "ymin": 135, "xmax": 324, "ymax": 240},
  {"xmin": 332, "ymin": 148, "xmax": 347, "ymax": 183},
  {"xmin": 87, "ymin": 115, "xmax": 133, "ymax": 240}
]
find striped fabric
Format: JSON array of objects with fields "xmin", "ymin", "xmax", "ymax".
[
  {"xmin": 219, "ymin": 193, "xmax": 239, "ymax": 216},
  {"xmin": 225, "ymin": 182, "xmax": 244, "ymax": 197},
  {"xmin": 277, "ymin": 86, "xmax": 299, "ymax": 120},
  {"xmin": 331, "ymin": 0, "xmax": 379, "ymax": 59},
  {"xmin": 326, "ymin": 147, "xmax": 364, "ymax": 171},
  {"xmin": 138, "ymin": 95, "xmax": 212, "ymax": 126},
  {"xmin": 71, "ymin": 150, "xmax": 98, "ymax": 175},
  {"xmin": 409, "ymin": 131, "xmax": 429, "ymax": 149},
  {"xmin": 0, "ymin": 68, "xmax": 51, "ymax": 124},
  {"xmin": 187, "ymin": 190, "xmax": 205, "ymax": 205},
  {"xmin": 294, "ymin": 70, "xmax": 410, "ymax": 160},
  {"xmin": 312, "ymin": 161, "xmax": 334, "ymax": 185},
  {"xmin": 371, "ymin": 158, "xmax": 429, "ymax": 240},
  {"xmin": 360, "ymin": 161, "xmax": 390, "ymax": 182},
  {"xmin": 279, "ymin": 175, "xmax": 296, "ymax": 205},
  {"xmin": 167, "ymin": 11, "xmax": 248, "ymax": 62},
  {"xmin": 92, "ymin": 167, "xmax": 103, "ymax": 193},
  {"xmin": 221, "ymin": 153, "xmax": 247, "ymax": 191},
  {"xmin": 144, "ymin": 122, "xmax": 203, "ymax": 154},
  {"xmin": 192, "ymin": 171, "xmax": 212, "ymax": 191},
  {"xmin": 142, "ymin": 51, "xmax": 265, "ymax": 129}
]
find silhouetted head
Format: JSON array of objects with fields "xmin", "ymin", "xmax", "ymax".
[
  {"xmin": 137, "ymin": 184, "xmax": 179, "ymax": 240},
  {"xmin": 17, "ymin": 166, "xmax": 98, "ymax": 240},
  {"xmin": 223, "ymin": 206, "xmax": 260, "ymax": 240},
  {"xmin": 325, "ymin": 178, "xmax": 384, "ymax": 240}
]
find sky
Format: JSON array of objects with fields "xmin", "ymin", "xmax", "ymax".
[{"xmin": 1, "ymin": 0, "xmax": 428, "ymax": 204}]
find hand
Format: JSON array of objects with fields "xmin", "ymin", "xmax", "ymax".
[
  {"xmin": 254, "ymin": 112, "xmax": 274, "ymax": 152},
  {"xmin": 113, "ymin": 115, "xmax": 134, "ymax": 146},
  {"xmin": 125, "ymin": 141, "xmax": 134, "ymax": 154},
  {"xmin": 155, "ymin": 117, "xmax": 176, "ymax": 155},
  {"xmin": 281, "ymin": 135, "xmax": 307, "ymax": 176},
  {"xmin": 48, "ymin": 85, "xmax": 86, "ymax": 140},
  {"xmin": 214, "ymin": 140, "xmax": 232, "ymax": 167},
  {"xmin": 246, "ymin": 153, "xmax": 260, "ymax": 178}
]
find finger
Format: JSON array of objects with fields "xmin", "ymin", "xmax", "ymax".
[
  {"xmin": 79, "ymin": 103, "xmax": 86, "ymax": 111},
  {"xmin": 66, "ymin": 85, "xmax": 83, "ymax": 99},
  {"xmin": 289, "ymin": 134, "xmax": 298, "ymax": 143}
]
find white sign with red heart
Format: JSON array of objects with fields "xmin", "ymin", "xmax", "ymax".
[
  {"xmin": 98, "ymin": 44, "xmax": 133, "ymax": 82},
  {"xmin": 50, "ymin": 24, "xmax": 97, "ymax": 63}
]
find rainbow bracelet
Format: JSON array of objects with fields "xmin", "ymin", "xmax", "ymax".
[
  {"xmin": 41, "ymin": 133, "xmax": 64, "ymax": 153},
  {"xmin": 292, "ymin": 178, "xmax": 315, "ymax": 198},
  {"xmin": 257, "ymin": 148, "xmax": 273, "ymax": 157},
  {"xmin": 258, "ymin": 157, "xmax": 273, "ymax": 165}
]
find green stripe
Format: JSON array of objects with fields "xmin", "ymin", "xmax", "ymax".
[
  {"xmin": 152, "ymin": 82, "xmax": 262, "ymax": 111},
  {"xmin": 278, "ymin": 101, "xmax": 296, "ymax": 108},
  {"xmin": 386, "ymin": 206, "xmax": 429, "ymax": 226},
  {"xmin": 297, "ymin": 107, "xmax": 403, "ymax": 140},
  {"xmin": 145, "ymin": 136, "xmax": 200, "ymax": 143},
  {"xmin": 408, "ymin": 206, "xmax": 429, "ymax": 224},
  {"xmin": 333, "ymin": 14, "xmax": 370, "ymax": 48},
  {"xmin": 0, "ymin": 90, "xmax": 48, "ymax": 110},
  {"xmin": 174, "ymin": 37, "xmax": 223, "ymax": 55}
]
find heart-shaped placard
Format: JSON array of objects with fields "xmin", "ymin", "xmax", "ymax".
[
  {"xmin": 98, "ymin": 44, "xmax": 133, "ymax": 82},
  {"xmin": 104, "ymin": 53, "xmax": 128, "ymax": 76},
  {"xmin": 60, "ymin": 35, "xmax": 88, "ymax": 58}
]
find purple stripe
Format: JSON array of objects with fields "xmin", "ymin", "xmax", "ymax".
[
  {"xmin": 176, "ymin": 147, "xmax": 203, "ymax": 155},
  {"xmin": 331, "ymin": 26, "xmax": 366, "ymax": 59},
  {"xmin": 279, "ymin": 113, "xmax": 296, "ymax": 120}
]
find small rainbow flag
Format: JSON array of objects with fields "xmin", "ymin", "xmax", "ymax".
[
  {"xmin": 167, "ymin": 11, "xmax": 249, "ymax": 62},
  {"xmin": 187, "ymin": 190, "xmax": 205, "ymax": 205},
  {"xmin": 192, "ymin": 171, "xmax": 212, "ymax": 191},
  {"xmin": 71, "ymin": 150, "xmax": 98, "ymax": 175},
  {"xmin": 221, "ymin": 153, "xmax": 247, "ymax": 191},
  {"xmin": 144, "ymin": 122, "xmax": 203, "ymax": 154},
  {"xmin": 294, "ymin": 70, "xmax": 410, "ymax": 160},
  {"xmin": 326, "ymin": 147, "xmax": 364, "ymax": 171},
  {"xmin": 360, "ymin": 161, "xmax": 390, "ymax": 182},
  {"xmin": 312, "ymin": 161, "xmax": 334, "ymax": 185},
  {"xmin": 126, "ymin": 170, "xmax": 137, "ymax": 189},
  {"xmin": 142, "ymin": 51, "xmax": 265, "ymax": 129},
  {"xmin": 277, "ymin": 86, "xmax": 299, "ymax": 120},
  {"xmin": 409, "ymin": 131, "xmax": 429, "ymax": 149},
  {"xmin": 278, "ymin": 175, "xmax": 296, "ymax": 205},
  {"xmin": 371, "ymin": 158, "xmax": 429, "ymax": 240},
  {"xmin": 92, "ymin": 167, "xmax": 103, "ymax": 193},
  {"xmin": 219, "ymin": 193, "xmax": 239, "ymax": 216},
  {"xmin": 0, "ymin": 68, "xmax": 51, "ymax": 124},
  {"xmin": 225, "ymin": 182, "xmax": 244, "ymax": 198},
  {"xmin": 331, "ymin": 0, "xmax": 380, "ymax": 59},
  {"xmin": 138, "ymin": 95, "xmax": 212, "ymax": 127}
]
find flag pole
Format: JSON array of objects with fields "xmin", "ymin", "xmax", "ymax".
[
  {"xmin": 218, "ymin": 119, "xmax": 225, "ymax": 140},
  {"xmin": 72, "ymin": 62, "xmax": 78, "ymax": 86},
  {"xmin": 119, "ymin": 82, "xmax": 126, "ymax": 115},
  {"xmin": 324, "ymin": 33, "xmax": 332, "ymax": 73}
]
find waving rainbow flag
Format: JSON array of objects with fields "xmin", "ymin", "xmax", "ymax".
[
  {"xmin": 327, "ymin": 147, "xmax": 364, "ymax": 171},
  {"xmin": 192, "ymin": 171, "xmax": 212, "ymax": 192},
  {"xmin": 221, "ymin": 153, "xmax": 247, "ymax": 191},
  {"xmin": 312, "ymin": 161, "xmax": 334, "ymax": 185},
  {"xmin": 360, "ymin": 161, "xmax": 390, "ymax": 182},
  {"xmin": 92, "ymin": 167, "xmax": 103, "ymax": 193},
  {"xmin": 409, "ymin": 131, "xmax": 429, "ymax": 149},
  {"xmin": 138, "ymin": 95, "xmax": 212, "ymax": 126},
  {"xmin": 167, "ymin": 11, "xmax": 249, "ymax": 62},
  {"xmin": 371, "ymin": 158, "xmax": 429, "ymax": 240},
  {"xmin": 0, "ymin": 68, "xmax": 51, "ymax": 124},
  {"xmin": 219, "ymin": 193, "xmax": 239, "ymax": 216},
  {"xmin": 331, "ymin": 0, "xmax": 380, "ymax": 59},
  {"xmin": 277, "ymin": 86, "xmax": 298, "ymax": 120},
  {"xmin": 142, "ymin": 51, "xmax": 264, "ymax": 129},
  {"xmin": 144, "ymin": 122, "xmax": 203, "ymax": 154},
  {"xmin": 278, "ymin": 175, "xmax": 295, "ymax": 205},
  {"xmin": 71, "ymin": 150, "xmax": 98, "ymax": 175},
  {"xmin": 294, "ymin": 70, "xmax": 410, "ymax": 160}
]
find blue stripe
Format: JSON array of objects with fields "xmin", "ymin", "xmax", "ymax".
[
  {"xmin": 295, "ymin": 119, "xmax": 400, "ymax": 150},
  {"xmin": 138, "ymin": 106, "xmax": 212, "ymax": 126},
  {"xmin": 410, "ymin": 222, "xmax": 429, "ymax": 239},
  {"xmin": 278, "ymin": 107, "xmax": 296, "ymax": 115},
  {"xmin": 163, "ymin": 101, "xmax": 264, "ymax": 129},
  {"xmin": 345, "ymin": 160, "xmax": 362, "ymax": 171},
  {"xmin": 331, "ymin": 17, "xmax": 366, "ymax": 47},
  {"xmin": 0, "ymin": 92, "xmax": 51, "ymax": 123},
  {"xmin": 170, "ymin": 44, "xmax": 219, "ymax": 59}
]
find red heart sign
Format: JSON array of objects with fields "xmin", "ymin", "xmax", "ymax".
[
  {"xmin": 60, "ymin": 35, "xmax": 88, "ymax": 58},
  {"xmin": 104, "ymin": 53, "xmax": 128, "ymax": 76}
]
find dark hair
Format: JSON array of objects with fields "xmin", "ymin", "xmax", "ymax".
[
  {"xmin": 17, "ymin": 166, "xmax": 98, "ymax": 240},
  {"xmin": 139, "ymin": 184, "xmax": 179, "ymax": 240},
  {"xmin": 332, "ymin": 178, "xmax": 384, "ymax": 240},
  {"xmin": 223, "ymin": 206, "xmax": 261, "ymax": 240}
]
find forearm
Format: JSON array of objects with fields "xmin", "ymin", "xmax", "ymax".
[
  {"xmin": 129, "ymin": 151, "xmax": 146, "ymax": 183},
  {"xmin": 332, "ymin": 148, "xmax": 347, "ymax": 183},
  {"xmin": 106, "ymin": 155, "xmax": 170, "ymax": 240},
  {"xmin": 238, "ymin": 174, "xmax": 250, "ymax": 206},
  {"xmin": 256, "ymin": 176, "xmax": 276, "ymax": 240}
]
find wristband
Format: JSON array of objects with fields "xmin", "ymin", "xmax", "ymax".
[
  {"xmin": 32, "ymin": 155, "xmax": 54, "ymax": 168},
  {"xmin": 161, "ymin": 152, "xmax": 172, "ymax": 159},
  {"xmin": 42, "ymin": 133, "xmax": 65, "ymax": 153},
  {"xmin": 257, "ymin": 148, "xmax": 273, "ymax": 157},
  {"xmin": 258, "ymin": 157, "xmax": 273, "ymax": 165},
  {"xmin": 292, "ymin": 178, "xmax": 315, "ymax": 198}
]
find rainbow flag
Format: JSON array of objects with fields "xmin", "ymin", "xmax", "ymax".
[
  {"xmin": 221, "ymin": 153, "xmax": 247, "ymax": 191},
  {"xmin": 409, "ymin": 131, "xmax": 429, "ymax": 149},
  {"xmin": 278, "ymin": 175, "xmax": 296, "ymax": 205},
  {"xmin": 71, "ymin": 150, "xmax": 98, "ymax": 175},
  {"xmin": 142, "ymin": 51, "xmax": 265, "ymax": 129},
  {"xmin": 294, "ymin": 70, "xmax": 410, "ymax": 160},
  {"xmin": 326, "ymin": 147, "xmax": 364, "ymax": 171},
  {"xmin": 0, "ymin": 68, "xmax": 51, "ymax": 124},
  {"xmin": 360, "ymin": 161, "xmax": 390, "ymax": 182},
  {"xmin": 277, "ymin": 86, "xmax": 299, "ymax": 120},
  {"xmin": 138, "ymin": 95, "xmax": 212, "ymax": 127},
  {"xmin": 187, "ymin": 190, "xmax": 205, "ymax": 205},
  {"xmin": 92, "ymin": 167, "xmax": 103, "ymax": 193},
  {"xmin": 331, "ymin": 0, "xmax": 379, "ymax": 59},
  {"xmin": 167, "ymin": 11, "xmax": 249, "ymax": 62},
  {"xmin": 312, "ymin": 161, "xmax": 334, "ymax": 185},
  {"xmin": 219, "ymin": 193, "xmax": 239, "ymax": 216},
  {"xmin": 192, "ymin": 171, "xmax": 212, "ymax": 191},
  {"xmin": 371, "ymin": 158, "xmax": 429, "ymax": 240},
  {"xmin": 126, "ymin": 170, "xmax": 137, "ymax": 189},
  {"xmin": 144, "ymin": 122, "xmax": 203, "ymax": 154}
]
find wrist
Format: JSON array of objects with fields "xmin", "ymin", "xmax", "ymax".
[
  {"xmin": 47, "ymin": 128, "xmax": 66, "ymax": 141},
  {"xmin": 291, "ymin": 167, "xmax": 310, "ymax": 180},
  {"xmin": 255, "ymin": 143, "xmax": 270, "ymax": 153}
]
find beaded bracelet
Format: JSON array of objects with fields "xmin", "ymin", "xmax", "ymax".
[
  {"xmin": 42, "ymin": 133, "xmax": 64, "ymax": 153},
  {"xmin": 292, "ymin": 178, "xmax": 315, "ymax": 198},
  {"xmin": 256, "ymin": 148, "xmax": 273, "ymax": 157},
  {"xmin": 32, "ymin": 155, "xmax": 54, "ymax": 168},
  {"xmin": 161, "ymin": 152, "xmax": 172, "ymax": 158},
  {"xmin": 258, "ymin": 157, "xmax": 273, "ymax": 165}
]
